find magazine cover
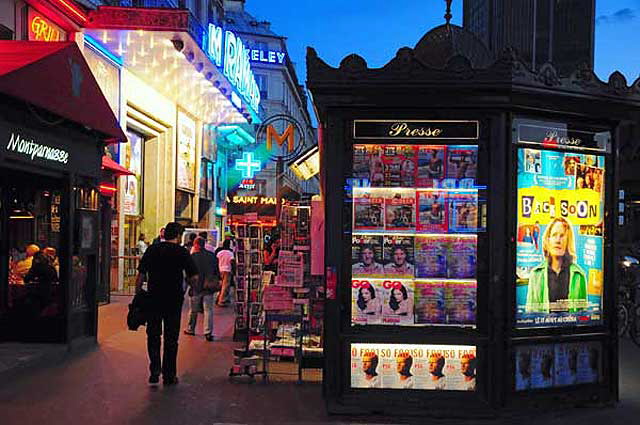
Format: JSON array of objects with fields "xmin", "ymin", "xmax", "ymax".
[
  {"xmin": 530, "ymin": 345, "xmax": 555, "ymax": 389},
  {"xmin": 414, "ymin": 346, "xmax": 477, "ymax": 390},
  {"xmin": 414, "ymin": 280, "xmax": 446, "ymax": 324},
  {"xmin": 350, "ymin": 344, "xmax": 387, "ymax": 388},
  {"xmin": 446, "ymin": 237, "xmax": 477, "ymax": 279},
  {"xmin": 352, "ymin": 235, "xmax": 384, "ymax": 277},
  {"xmin": 416, "ymin": 190, "xmax": 448, "ymax": 233},
  {"xmin": 381, "ymin": 145, "xmax": 417, "ymax": 187},
  {"xmin": 382, "ymin": 281, "xmax": 415, "ymax": 326},
  {"xmin": 351, "ymin": 279, "xmax": 384, "ymax": 325},
  {"xmin": 383, "ymin": 235, "xmax": 415, "ymax": 278},
  {"xmin": 554, "ymin": 343, "xmax": 579, "ymax": 387},
  {"xmin": 354, "ymin": 193, "xmax": 385, "ymax": 231},
  {"xmin": 414, "ymin": 236, "xmax": 447, "ymax": 278},
  {"xmin": 448, "ymin": 192, "xmax": 478, "ymax": 233},
  {"xmin": 353, "ymin": 144, "xmax": 384, "ymax": 184},
  {"xmin": 576, "ymin": 341, "xmax": 601, "ymax": 384},
  {"xmin": 444, "ymin": 281, "xmax": 477, "ymax": 325},
  {"xmin": 416, "ymin": 146, "xmax": 447, "ymax": 188},
  {"xmin": 515, "ymin": 346, "xmax": 533, "ymax": 390},
  {"xmin": 384, "ymin": 348, "xmax": 421, "ymax": 389},
  {"xmin": 385, "ymin": 191, "xmax": 416, "ymax": 230},
  {"xmin": 446, "ymin": 145, "xmax": 478, "ymax": 180}
]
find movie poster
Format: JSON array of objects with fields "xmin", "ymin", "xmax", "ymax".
[
  {"xmin": 445, "ymin": 281, "xmax": 477, "ymax": 325},
  {"xmin": 414, "ymin": 280, "xmax": 446, "ymax": 325},
  {"xmin": 382, "ymin": 281, "xmax": 415, "ymax": 326},
  {"xmin": 381, "ymin": 145, "xmax": 417, "ymax": 187},
  {"xmin": 416, "ymin": 190, "xmax": 448, "ymax": 233},
  {"xmin": 448, "ymin": 192, "xmax": 478, "ymax": 233},
  {"xmin": 516, "ymin": 148, "xmax": 605, "ymax": 328},
  {"xmin": 385, "ymin": 190, "xmax": 416, "ymax": 230},
  {"xmin": 554, "ymin": 343, "xmax": 579, "ymax": 386},
  {"xmin": 350, "ymin": 343, "xmax": 477, "ymax": 391},
  {"xmin": 531, "ymin": 346, "xmax": 555, "ymax": 389},
  {"xmin": 383, "ymin": 235, "xmax": 415, "ymax": 278},
  {"xmin": 414, "ymin": 236, "xmax": 447, "ymax": 278},
  {"xmin": 576, "ymin": 341, "xmax": 601, "ymax": 384},
  {"xmin": 352, "ymin": 235, "xmax": 384, "ymax": 277},
  {"xmin": 351, "ymin": 279, "xmax": 384, "ymax": 325},
  {"xmin": 416, "ymin": 146, "xmax": 447, "ymax": 188},
  {"xmin": 515, "ymin": 346, "xmax": 533, "ymax": 390},
  {"xmin": 446, "ymin": 237, "xmax": 477, "ymax": 279},
  {"xmin": 354, "ymin": 192, "xmax": 385, "ymax": 231}
]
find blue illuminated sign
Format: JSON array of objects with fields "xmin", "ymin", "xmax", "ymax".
[
  {"xmin": 207, "ymin": 24, "xmax": 261, "ymax": 113},
  {"xmin": 250, "ymin": 49, "xmax": 286, "ymax": 65},
  {"xmin": 235, "ymin": 152, "xmax": 261, "ymax": 179}
]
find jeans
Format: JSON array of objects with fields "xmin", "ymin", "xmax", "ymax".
[
  {"xmin": 186, "ymin": 293, "xmax": 215, "ymax": 336},
  {"xmin": 217, "ymin": 271, "xmax": 231, "ymax": 304},
  {"xmin": 146, "ymin": 302, "xmax": 182, "ymax": 379}
]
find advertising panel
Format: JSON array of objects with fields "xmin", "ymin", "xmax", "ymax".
[
  {"xmin": 123, "ymin": 130, "xmax": 143, "ymax": 215},
  {"xmin": 177, "ymin": 111, "xmax": 196, "ymax": 191},
  {"xmin": 351, "ymin": 343, "xmax": 477, "ymax": 391},
  {"xmin": 515, "ymin": 148, "xmax": 604, "ymax": 328}
]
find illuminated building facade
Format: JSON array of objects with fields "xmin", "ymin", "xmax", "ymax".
[{"xmin": 223, "ymin": 0, "xmax": 319, "ymax": 211}]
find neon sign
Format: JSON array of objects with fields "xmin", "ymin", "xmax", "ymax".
[
  {"xmin": 207, "ymin": 24, "xmax": 261, "ymax": 112},
  {"xmin": 250, "ymin": 49, "xmax": 286, "ymax": 65},
  {"xmin": 235, "ymin": 152, "xmax": 261, "ymax": 179},
  {"xmin": 28, "ymin": 12, "xmax": 65, "ymax": 42}
]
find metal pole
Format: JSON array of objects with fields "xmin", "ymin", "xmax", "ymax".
[{"xmin": 276, "ymin": 156, "xmax": 284, "ymax": 223}]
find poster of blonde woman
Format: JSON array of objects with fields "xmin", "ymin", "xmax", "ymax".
[{"xmin": 516, "ymin": 148, "xmax": 604, "ymax": 328}]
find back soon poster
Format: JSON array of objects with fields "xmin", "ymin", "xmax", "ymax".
[{"xmin": 516, "ymin": 148, "xmax": 604, "ymax": 328}]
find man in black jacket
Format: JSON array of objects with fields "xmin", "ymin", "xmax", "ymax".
[
  {"xmin": 184, "ymin": 237, "xmax": 218, "ymax": 341},
  {"xmin": 135, "ymin": 222, "xmax": 198, "ymax": 385}
]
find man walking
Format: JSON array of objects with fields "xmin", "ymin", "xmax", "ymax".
[
  {"xmin": 184, "ymin": 237, "xmax": 218, "ymax": 341},
  {"xmin": 216, "ymin": 239, "xmax": 235, "ymax": 307},
  {"xmin": 135, "ymin": 222, "xmax": 198, "ymax": 385}
]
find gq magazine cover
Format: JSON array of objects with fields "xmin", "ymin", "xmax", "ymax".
[
  {"xmin": 351, "ymin": 344, "xmax": 477, "ymax": 391},
  {"xmin": 383, "ymin": 235, "xmax": 415, "ymax": 278},
  {"xmin": 414, "ymin": 236, "xmax": 447, "ymax": 278},
  {"xmin": 353, "ymin": 144, "xmax": 383, "ymax": 183},
  {"xmin": 352, "ymin": 235, "xmax": 384, "ymax": 278},
  {"xmin": 385, "ymin": 190, "xmax": 416, "ymax": 231},
  {"xmin": 416, "ymin": 190, "xmax": 448, "ymax": 233},
  {"xmin": 351, "ymin": 279, "xmax": 384, "ymax": 325},
  {"xmin": 381, "ymin": 281, "xmax": 415, "ymax": 326},
  {"xmin": 448, "ymin": 192, "xmax": 478, "ymax": 233},
  {"xmin": 414, "ymin": 280, "xmax": 446, "ymax": 324},
  {"xmin": 441, "ymin": 145, "xmax": 478, "ymax": 189},
  {"xmin": 515, "ymin": 148, "xmax": 604, "ymax": 328},
  {"xmin": 416, "ymin": 145, "xmax": 447, "ymax": 187}
]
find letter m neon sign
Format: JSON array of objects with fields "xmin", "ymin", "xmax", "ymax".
[{"xmin": 266, "ymin": 124, "xmax": 295, "ymax": 152}]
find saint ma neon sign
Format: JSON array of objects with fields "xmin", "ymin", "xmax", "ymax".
[{"xmin": 207, "ymin": 24, "xmax": 260, "ymax": 112}]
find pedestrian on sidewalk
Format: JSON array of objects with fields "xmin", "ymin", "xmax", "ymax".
[
  {"xmin": 152, "ymin": 227, "xmax": 165, "ymax": 245},
  {"xmin": 185, "ymin": 237, "xmax": 219, "ymax": 341},
  {"xmin": 135, "ymin": 222, "xmax": 198, "ymax": 386},
  {"xmin": 216, "ymin": 239, "xmax": 235, "ymax": 307}
]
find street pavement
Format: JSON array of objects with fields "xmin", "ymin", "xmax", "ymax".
[{"xmin": 0, "ymin": 296, "xmax": 639, "ymax": 425}]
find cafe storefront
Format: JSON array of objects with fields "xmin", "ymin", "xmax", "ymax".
[{"xmin": 0, "ymin": 41, "xmax": 125, "ymax": 345}]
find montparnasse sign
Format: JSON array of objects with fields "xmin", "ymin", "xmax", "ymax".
[{"xmin": 207, "ymin": 23, "xmax": 260, "ymax": 113}]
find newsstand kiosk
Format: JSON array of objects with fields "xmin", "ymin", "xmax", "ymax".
[{"xmin": 307, "ymin": 22, "xmax": 640, "ymax": 416}]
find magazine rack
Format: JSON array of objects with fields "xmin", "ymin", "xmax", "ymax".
[{"xmin": 306, "ymin": 22, "xmax": 639, "ymax": 417}]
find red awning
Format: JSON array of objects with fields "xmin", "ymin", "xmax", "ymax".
[
  {"xmin": 0, "ymin": 41, "xmax": 126, "ymax": 142},
  {"xmin": 102, "ymin": 155, "xmax": 134, "ymax": 176}
]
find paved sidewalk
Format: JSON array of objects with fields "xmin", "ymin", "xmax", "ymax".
[{"xmin": 0, "ymin": 297, "xmax": 639, "ymax": 425}]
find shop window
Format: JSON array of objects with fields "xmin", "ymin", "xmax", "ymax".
[
  {"xmin": 5, "ymin": 180, "xmax": 64, "ymax": 342},
  {"xmin": 256, "ymin": 74, "xmax": 268, "ymax": 100},
  {"xmin": 0, "ymin": 24, "xmax": 13, "ymax": 40}
]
